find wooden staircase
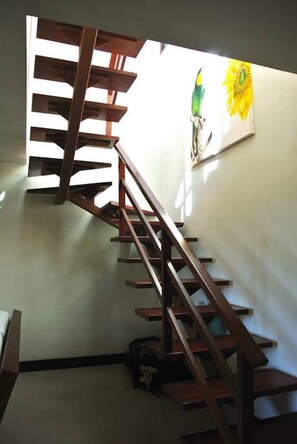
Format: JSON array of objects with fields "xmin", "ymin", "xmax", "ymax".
[
  {"xmin": 27, "ymin": 18, "xmax": 144, "ymax": 215},
  {"xmin": 109, "ymin": 143, "xmax": 297, "ymax": 444},
  {"xmin": 26, "ymin": 18, "xmax": 297, "ymax": 444}
]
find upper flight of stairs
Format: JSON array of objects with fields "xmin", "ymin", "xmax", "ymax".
[{"xmin": 27, "ymin": 18, "xmax": 144, "ymax": 208}]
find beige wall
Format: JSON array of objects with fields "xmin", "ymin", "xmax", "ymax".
[
  {"xmin": 0, "ymin": 162, "xmax": 159, "ymax": 360},
  {"xmin": 155, "ymin": 51, "xmax": 297, "ymax": 415}
]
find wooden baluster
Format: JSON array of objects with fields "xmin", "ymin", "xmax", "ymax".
[
  {"xmin": 118, "ymin": 157, "xmax": 127, "ymax": 236},
  {"xmin": 161, "ymin": 228, "xmax": 173, "ymax": 353},
  {"xmin": 106, "ymin": 54, "xmax": 117, "ymax": 136},
  {"xmin": 237, "ymin": 352, "xmax": 254, "ymax": 444}
]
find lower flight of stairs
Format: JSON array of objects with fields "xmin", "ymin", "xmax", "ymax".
[
  {"xmin": 182, "ymin": 412, "xmax": 297, "ymax": 443},
  {"xmin": 113, "ymin": 229, "xmax": 297, "ymax": 442}
]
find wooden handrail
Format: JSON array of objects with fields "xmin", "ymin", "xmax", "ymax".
[{"xmin": 115, "ymin": 142, "xmax": 267, "ymax": 369}]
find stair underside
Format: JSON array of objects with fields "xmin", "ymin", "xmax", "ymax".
[
  {"xmin": 37, "ymin": 19, "xmax": 145, "ymax": 57},
  {"xmin": 30, "ymin": 127, "xmax": 118, "ymax": 149},
  {"xmin": 118, "ymin": 257, "xmax": 213, "ymax": 264},
  {"xmin": 164, "ymin": 369, "xmax": 297, "ymax": 411},
  {"xmin": 32, "ymin": 94, "xmax": 127, "ymax": 122},
  {"xmin": 27, "ymin": 181, "xmax": 111, "ymax": 196},
  {"xmin": 148, "ymin": 334, "xmax": 274, "ymax": 358},
  {"xmin": 125, "ymin": 278, "xmax": 231, "ymax": 289},
  {"xmin": 135, "ymin": 304, "xmax": 250, "ymax": 322},
  {"xmin": 111, "ymin": 236, "xmax": 198, "ymax": 243},
  {"xmin": 28, "ymin": 156, "xmax": 111, "ymax": 177},
  {"xmin": 34, "ymin": 55, "xmax": 137, "ymax": 92},
  {"xmin": 182, "ymin": 412, "xmax": 297, "ymax": 443}
]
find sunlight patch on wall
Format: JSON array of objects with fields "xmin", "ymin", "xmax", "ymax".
[
  {"xmin": 0, "ymin": 191, "xmax": 6, "ymax": 209},
  {"xmin": 175, "ymin": 166, "xmax": 193, "ymax": 220},
  {"xmin": 0, "ymin": 191, "xmax": 6, "ymax": 202},
  {"xmin": 203, "ymin": 160, "xmax": 219, "ymax": 184}
]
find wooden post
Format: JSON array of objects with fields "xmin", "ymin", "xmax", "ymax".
[
  {"xmin": 55, "ymin": 27, "xmax": 98, "ymax": 205},
  {"xmin": 237, "ymin": 352, "xmax": 254, "ymax": 444},
  {"xmin": 161, "ymin": 227, "xmax": 173, "ymax": 353},
  {"xmin": 118, "ymin": 157, "xmax": 127, "ymax": 236},
  {"xmin": 106, "ymin": 54, "xmax": 126, "ymax": 135}
]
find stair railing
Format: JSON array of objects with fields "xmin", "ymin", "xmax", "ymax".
[{"xmin": 115, "ymin": 142, "xmax": 267, "ymax": 444}]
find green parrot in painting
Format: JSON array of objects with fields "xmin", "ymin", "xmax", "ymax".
[
  {"xmin": 191, "ymin": 67, "xmax": 212, "ymax": 162},
  {"xmin": 192, "ymin": 68, "xmax": 205, "ymax": 118}
]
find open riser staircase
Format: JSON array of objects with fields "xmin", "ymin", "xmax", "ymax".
[{"xmin": 27, "ymin": 18, "xmax": 297, "ymax": 444}]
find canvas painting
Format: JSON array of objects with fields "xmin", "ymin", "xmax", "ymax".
[{"xmin": 190, "ymin": 57, "xmax": 255, "ymax": 166}]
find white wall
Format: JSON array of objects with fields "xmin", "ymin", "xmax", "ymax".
[
  {"xmin": 0, "ymin": 162, "xmax": 160, "ymax": 360},
  {"xmin": 153, "ymin": 45, "xmax": 297, "ymax": 416}
]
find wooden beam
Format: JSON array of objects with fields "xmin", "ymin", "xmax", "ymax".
[
  {"xmin": 55, "ymin": 27, "xmax": 98, "ymax": 205},
  {"xmin": 68, "ymin": 192, "xmax": 119, "ymax": 228}
]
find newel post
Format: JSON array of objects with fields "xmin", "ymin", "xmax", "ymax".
[
  {"xmin": 118, "ymin": 156, "xmax": 127, "ymax": 236},
  {"xmin": 161, "ymin": 227, "xmax": 173, "ymax": 353},
  {"xmin": 237, "ymin": 352, "xmax": 254, "ymax": 444}
]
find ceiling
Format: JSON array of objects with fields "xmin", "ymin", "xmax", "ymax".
[{"xmin": 1, "ymin": 0, "xmax": 296, "ymax": 164}]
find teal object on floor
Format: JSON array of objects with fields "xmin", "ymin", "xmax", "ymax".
[{"xmin": 207, "ymin": 316, "xmax": 226, "ymax": 336}]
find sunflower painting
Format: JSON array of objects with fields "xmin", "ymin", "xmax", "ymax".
[
  {"xmin": 190, "ymin": 56, "xmax": 254, "ymax": 167},
  {"xmin": 223, "ymin": 60, "xmax": 253, "ymax": 120}
]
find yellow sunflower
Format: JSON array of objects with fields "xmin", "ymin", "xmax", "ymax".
[{"xmin": 223, "ymin": 59, "xmax": 253, "ymax": 120}]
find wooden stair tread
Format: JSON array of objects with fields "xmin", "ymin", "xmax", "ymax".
[
  {"xmin": 37, "ymin": 19, "xmax": 145, "ymax": 57},
  {"xmin": 34, "ymin": 55, "xmax": 137, "ymax": 92},
  {"xmin": 28, "ymin": 156, "xmax": 111, "ymax": 177},
  {"xmin": 111, "ymin": 236, "xmax": 198, "ymax": 243},
  {"xmin": 148, "ymin": 334, "xmax": 274, "ymax": 358},
  {"xmin": 182, "ymin": 413, "xmax": 297, "ymax": 443},
  {"xmin": 118, "ymin": 257, "xmax": 213, "ymax": 264},
  {"xmin": 27, "ymin": 181, "xmax": 111, "ymax": 195},
  {"xmin": 32, "ymin": 94, "xmax": 127, "ymax": 122},
  {"xmin": 102, "ymin": 201, "xmax": 155, "ymax": 216},
  {"xmin": 125, "ymin": 278, "xmax": 231, "ymax": 289},
  {"xmin": 112, "ymin": 220, "xmax": 184, "ymax": 228},
  {"xmin": 164, "ymin": 369, "xmax": 297, "ymax": 411},
  {"xmin": 135, "ymin": 305, "xmax": 250, "ymax": 321},
  {"xmin": 30, "ymin": 127, "xmax": 119, "ymax": 149}
]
